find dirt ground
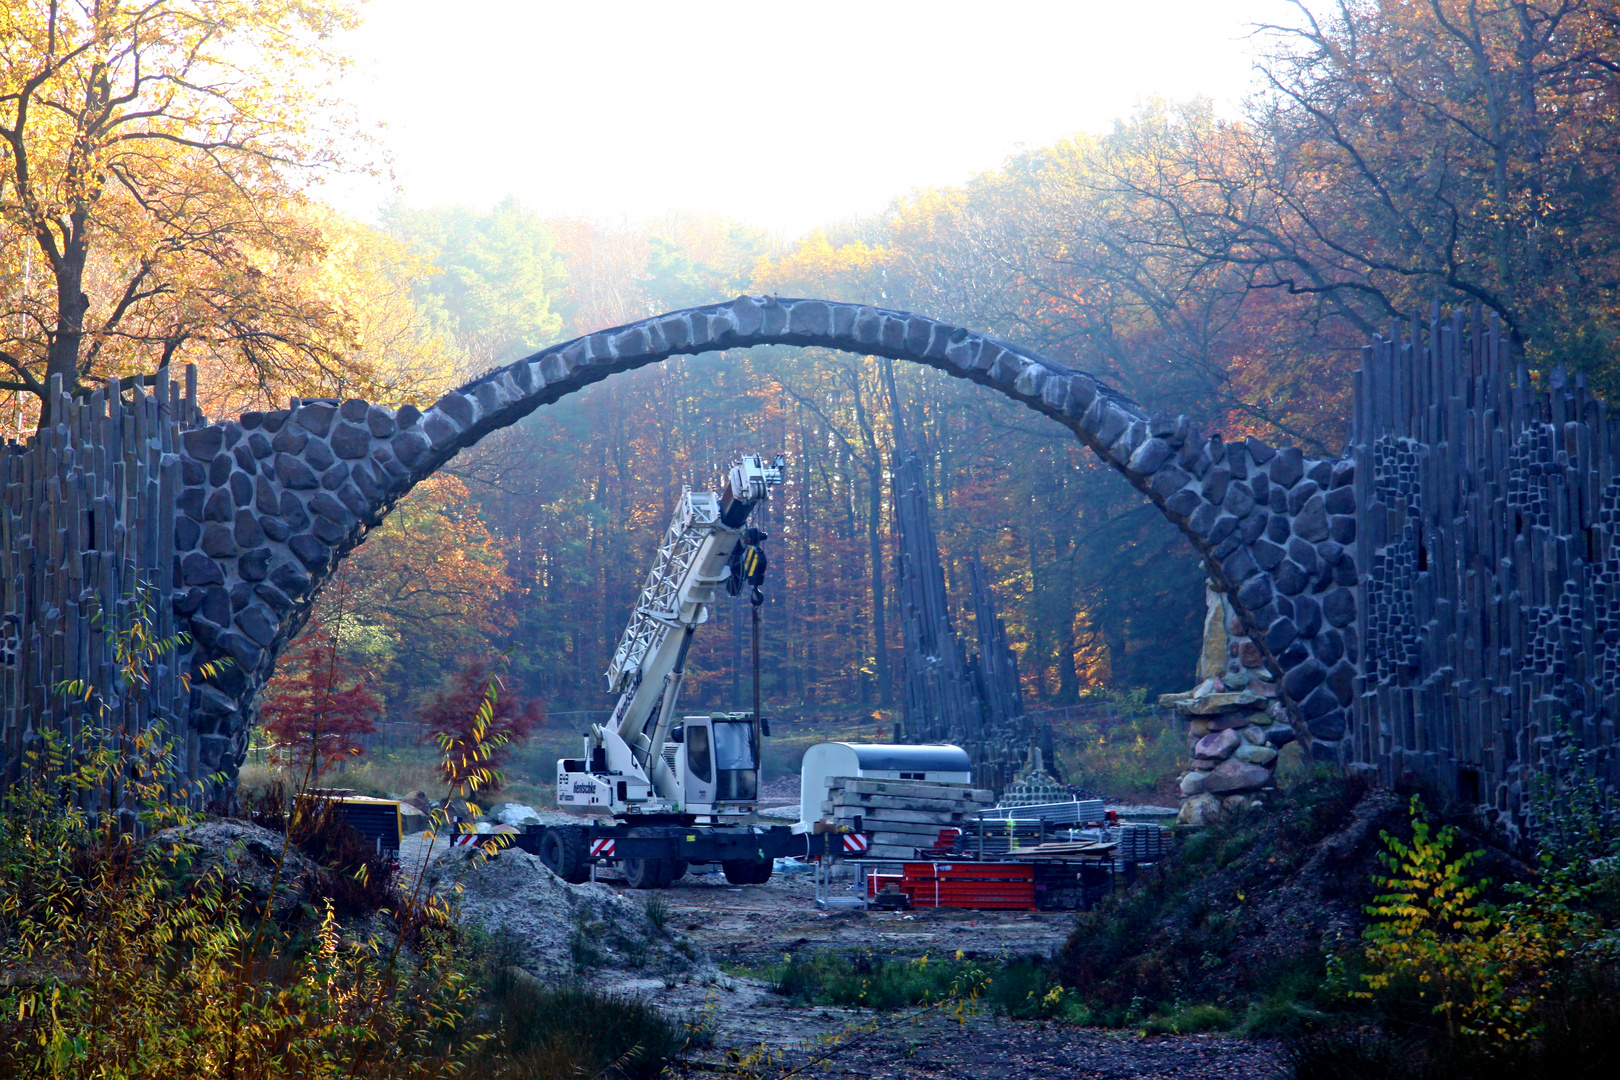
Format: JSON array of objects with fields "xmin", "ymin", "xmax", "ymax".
[
  {"xmin": 586, "ymin": 862, "xmax": 1278, "ymax": 1080},
  {"xmin": 411, "ymin": 788, "xmax": 1272, "ymax": 1077}
]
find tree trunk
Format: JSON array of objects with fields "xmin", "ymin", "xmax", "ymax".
[
  {"xmin": 41, "ymin": 242, "xmax": 89, "ymax": 428},
  {"xmin": 800, "ymin": 419, "xmax": 817, "ymax": 702},
  {"xmin": 867, "ymin": 463, "xmax": 891, "ymax": 706}
]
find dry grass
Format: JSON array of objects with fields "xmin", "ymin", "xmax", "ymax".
[
  {"xmin": 1051, "ymin": 692, "xmax": 1185, "ymax": 802},
  {"xmin": 243, "ymin": 728, "xmax": 585, "ymax": 811}
]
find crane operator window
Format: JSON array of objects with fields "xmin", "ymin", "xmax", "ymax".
[
  {"xmin": 685, "ymin": 724, "xmax": 713, "ymax": 783},
  {"xmin": 712, "ymin": 720, "xmax": 759, "ymax": 802}
]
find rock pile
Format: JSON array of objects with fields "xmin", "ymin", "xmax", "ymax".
[
  {"xmin": 1162, "ymin": 585, "xmax": 1297, "ymax": 825},
  {"xmin": 999, "ymin": 746, "xmax": 1070, "ymax": 807},
  {"xmin": 421, "ymin": 845, "xmax": 709, "ymax": 977},
  {"xmin": 153, "ymin": 820, "xmax": 320, "ymax": 918}
]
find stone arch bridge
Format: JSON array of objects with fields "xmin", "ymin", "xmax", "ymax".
[
  {"xmin": 173, "ymin": 296, "xmax": 1355, "ymax": 769},
  {"xmin": 2, "ymin": 296, "xmax": 1614, "ymax": 831}
]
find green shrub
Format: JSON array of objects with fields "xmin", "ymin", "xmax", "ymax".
[
  {"xmin": 1241, "ymin": 958, "xmax": 1336, "ymax": 1038},
  {"xmin": 0, "ymin": 626, "xmax": 572, "ymax": 1080},
  {"xmin": 1056, "ymin": 688, "xmax": 1183, "ymax": 800},
  {"xmin": 1140, "ymin": 1003, "xmax": 1235, "ymax": 1035},
  {"xmin": 1278, "ymin": 782, "xmax": 1620, "ymax": 1080},
  {"xmin": 0, "ymin": 730, "xmax": 482, "ymax": 1080},
  {"xmin": 1282, "ymin": 1030, "xmax": 1435, "ymax": 1080},
  {"xmin": 772, "ymin": 951, "xmax": 1082, "ymax": 1019},
  {"xmin": 482, "ymin": 971, "xmax": 686, "ymax": 1080},
  {"xmin": 643, "ymin": 894, "xmax": 669, "ymax": 932}
]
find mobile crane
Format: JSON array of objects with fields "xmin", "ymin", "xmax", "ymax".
[{"xmin": 518, "ymin": 454, "xmax": 846, "ymax": 888}]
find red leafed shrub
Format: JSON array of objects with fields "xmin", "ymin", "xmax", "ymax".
[
  {"xmin": 414, "ymin": 657, "xmax": 543, "ymax": 791},
  {"xmin": 259, "ymin": 624, "xmax": 382, "ymax": 779}
]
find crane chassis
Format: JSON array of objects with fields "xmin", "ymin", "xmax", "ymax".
[{"xmin": 515, "ymin": 453, "xmax": 861, "ymax": 888}]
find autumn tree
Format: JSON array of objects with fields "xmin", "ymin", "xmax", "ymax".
[
  {"xmin": 415, "ymin": 657, "xmax": 543, "ymax": 791},
  {"xmin": 385, "ymin": 198, "xmax": 568, "ymax": 372},
  {"xmin": 0, "ymin": 0, "xmax": 368, "ymax": 428},
  {"xmin": 318, "ymin": 473, "xmax": 516, "ymax": 699},
  {"xmin": 1107, "ymin": 1, "xmax": 1620, "ymax": 394},
  {"xmin": 259, "ymin": 623, "xmax": 382, "ymax": 780}
]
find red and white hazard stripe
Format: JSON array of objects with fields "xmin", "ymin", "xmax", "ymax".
[
  {"xmin": 589, "ymin": 838, "xmax": 616, "ymax": 858},
  {"xmin": 842, "ymin": 833, "xmax": 869, "ymax": 853}
]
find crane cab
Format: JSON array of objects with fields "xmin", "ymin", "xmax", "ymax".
[{"xmin": 670, "ymin": 713, "xmax": 760, "ymax": 821}]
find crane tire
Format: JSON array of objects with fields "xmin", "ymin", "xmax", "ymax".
[
  {"xmin": 538, "ymin": 828, "xmax": 589, "ymax": 884},
  {"xmin": 625, "ymin": 857, "xmax": 675, "ymax": 889},
  {"xmin": 723, "ymin": 857, "xmax": 772, "ymax": 885}
]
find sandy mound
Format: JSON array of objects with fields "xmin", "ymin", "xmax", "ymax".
[
  {"xmin": 421, "ymin": 845, "xmax": 711, "ymax": 977},
  {"xmin": 154, "ymin": 820, "xmax": 319, "ymax": 918}
]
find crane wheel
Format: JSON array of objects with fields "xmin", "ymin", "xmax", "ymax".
[
  {"xmin": 538, "ymin": 828, "xmax": 589, "ymax": 884},
  {"xmin": 723, "ymin": 857, "xmax": 773, "ymax": 885},
  {"xmin": 625, "ymin": 857, "xmax": 676, "ymax": 889}
]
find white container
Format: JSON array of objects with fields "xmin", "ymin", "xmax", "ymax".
[{"xmin": 797, "ymin": 743, "xmax": 972, "ymax": 828}]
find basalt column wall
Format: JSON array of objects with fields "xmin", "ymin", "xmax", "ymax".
[
  {"xmin": 1352, "ymin": 309, "xmax": 1620, "ymax": 831},
  {"xmin": 0, "ymin": 372, "xmax": 206, "ymax": 789}
]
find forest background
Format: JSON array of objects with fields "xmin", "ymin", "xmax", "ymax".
[{"xmin": 3, "ymin": 0, "xmax": 1617, "ymax": 759}]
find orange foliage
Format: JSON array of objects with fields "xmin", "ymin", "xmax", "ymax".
[{"xmin": 259, "ymin": 623, "xmax": 382, "ymax": 778}]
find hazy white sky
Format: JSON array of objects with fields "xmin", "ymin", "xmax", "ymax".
[{"xmin": 329, "ymin": 0, "xmax": 1285, "ymax": 236}]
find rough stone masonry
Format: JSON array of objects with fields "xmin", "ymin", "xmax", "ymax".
[
  {"xmin": 154, "ymin": 296, "xmax": 1356, "ymax": 783},
  {"xmin": 4, "ymin": 298, "xmax": 1614, "ymax": 836}
]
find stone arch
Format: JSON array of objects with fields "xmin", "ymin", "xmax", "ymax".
[{"xmin": 174, "ymin": 296, "xmax": 1358, "ymax": 777}]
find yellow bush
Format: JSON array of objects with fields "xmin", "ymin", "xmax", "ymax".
[{"xmin": 1357, "ymin": 796, "xmax": 1590, "ymax": 1044}]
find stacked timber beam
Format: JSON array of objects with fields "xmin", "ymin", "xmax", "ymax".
[
  {"xmin": 822, "ymin": 776, "xmax": 994, "ymax": 860},
  {"xmin": 0, "ymin": 370, "xmax": 206, "ymax": 791}
]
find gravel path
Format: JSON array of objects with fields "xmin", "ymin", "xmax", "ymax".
[
  {"xmin": 668, "ymin": 1009, "xmax": 1279, "ymax": 1079},
  {"xmin": 400, "ymin": 802, "xmax": 1278, "ymax": 1077}
]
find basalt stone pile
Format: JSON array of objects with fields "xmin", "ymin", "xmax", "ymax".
[{"xmin": 1162, "ymin": 587, "xmax": 1299, "ymax": 825}]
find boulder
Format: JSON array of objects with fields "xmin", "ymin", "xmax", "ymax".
[
  {"xmin": 1179, "ymin": 689, "xmax": 1273, "ymax": 716},
  {"xmin": 399, "ymin": 804, "xmax": 429, "ymax": 835},
  {"xmin": 1206, "ymin": 710, "xmax": 1262, "ymax": 731},
  {"xmin": 1177, "ymin": 793, "xmax": 1222, "ymax": 826},
  {"xmin": 1235, "ymin": 743, "xmax": 1279, "ymax": 765},
  {"xmin": 1196, "ymin": 591, "xmax": 1230, "ymax": 682},
  {"xmin": 1194, "ymin": 728, "xmax": 1242, "ymax": 759},
  {"xmin": 492, "ymin": 802, "xmax": 544, "ymax": 827},
  {"xmin": 1203, "ymin": 759, "xmax": 1273, "ymax": 795}
]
